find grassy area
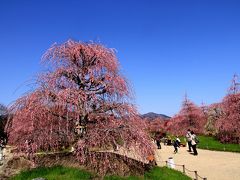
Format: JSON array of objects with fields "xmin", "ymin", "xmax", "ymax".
[
  {"xmin": 11, "ymin": 166, "xmax": 93, "ymax": 180},
  {"xmin": 101, "ymin": 166, "xmax": 191, "ymax": 180},
  {"xmin": 104, "ymin": 175, "xmax": 141, "ymax": 180},
  {"xmin": 144, "ymin": 166, "xmax": 191, "ymax": 180},
  {"xmin": 197, "ymin": 136, "xmax": 240, "ymax": 153},
  {"xmin": 11, "ymin": 166, "xmax": 191, "ymax": 180}
]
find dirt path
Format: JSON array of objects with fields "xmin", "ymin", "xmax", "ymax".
[{"xmin": 155, "ymin": 144, "xmax": 240, "ymax": 180}]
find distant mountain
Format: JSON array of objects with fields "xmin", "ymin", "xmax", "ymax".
[{"xmin": 141, "ymin": 112, "xmax": 171, "ymax": 120}]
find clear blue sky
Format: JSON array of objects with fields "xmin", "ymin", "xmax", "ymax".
[{"xmin": 0, "ymin": 0, "xmax": 240, "ymax": 116}]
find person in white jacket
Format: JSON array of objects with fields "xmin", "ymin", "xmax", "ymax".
[
  {"xmin": 186, "ymin": 129, "xmax": 192, "ymax": 152},
  {"xmin": 190, "ymin": 131, "xmax": 198, "ymax": 155}
]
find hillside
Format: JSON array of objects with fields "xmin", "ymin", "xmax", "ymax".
[{"xmin": 141, "ymin": 112, "xmax": 171, "ymax": 120}]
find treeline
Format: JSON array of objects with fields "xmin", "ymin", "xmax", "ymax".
[{"xmin": 145, "ymin": 75, "xmax": 240, "ymax": 144}]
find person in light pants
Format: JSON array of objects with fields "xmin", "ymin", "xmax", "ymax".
[
  {"xmin": 186, "ymin": 129, "xmax": 192, "ymax": 152},
  {"xmin": 191, "ymin": 131, "xmax": 198, "ymax": 156}
]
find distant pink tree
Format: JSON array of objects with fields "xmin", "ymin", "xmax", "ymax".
[
  {"xmin": 204, "ymin": 103, "xmax": 222, "ymax": 136},
  {"xmin": 6, "ymin": 40, "xmax": 154, "ymax": 172},
  {"xmin": 145, "ymin": 117, "xmax": 166, "ymax": 135},
  {"xmin": 216, "ymin": 74, "xmax": 240, "ymax": 143},
  {"xmin": 167, "ymin": 95, "xmax": 207, "ymax": 135}
]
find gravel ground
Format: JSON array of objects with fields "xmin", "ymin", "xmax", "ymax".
[{"xmin": 155, "ymin": 144, "xmax": 240, "ymax": 180}]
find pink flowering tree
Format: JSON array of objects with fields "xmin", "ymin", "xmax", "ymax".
[
  {"xmin": 167, "ymin": 95, "xmax": 207, "ymax": 135},
  {"xmin": 144, "ymin": 117, "xmax": 167, "ymax": 138},
  {"xmin": 216, "ymin": 75, "xmax": 240, "ymax": 143},
  {"xmin": 6, "ymin": 40, "xmax": 154, "ymax": 171},
  {"xmin": 204, "ymin": 103, "xmax": 222, "ymax": 136}
]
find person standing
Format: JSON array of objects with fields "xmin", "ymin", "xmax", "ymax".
[
  {"xmin": 155, "ymin": 133, "xmax": 162, "ymax": 149},
  {"xmin": 190, "ymin": 131, "xmax": 198, "ymax": 156},
  {"xmin": 156, "ymin": 138, "xmax": 161, "ymax": 149},
  {"xmin": 0, "ymin": 139, "xmax": 4, "ymax": 164},
  {"xmin": 173, "ymin": 136, "xmax": 181, "ymax": 153},
  {"xmin": 186, "ymin": 129, "xmax": 192, "ymax": 152}
]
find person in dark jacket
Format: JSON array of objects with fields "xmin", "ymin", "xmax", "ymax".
[
  {"xmin": 155, "ymin": 132, "xmax": 162, "ymax": 149},
  {"xmin": 173, "ymin": 136, "xmax": 181, "ymax": 153}
]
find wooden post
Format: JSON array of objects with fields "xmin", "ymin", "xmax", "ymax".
[
  {"xmin": 194, "ymin": 171, "xmax": 198, "ymax": 180},
  {"xmin": 165, "ymin": 161, "xmax": 168, "ymax": 166},
  {"xmin": 182, "ymin": 165, "xmax": 185, "ymax": 174}
]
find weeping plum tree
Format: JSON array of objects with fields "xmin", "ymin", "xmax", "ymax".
[
  {"xmin": 6, "ymin": 40, "xmax": 154, "ymax": 172},
  {"xmin": 216, "ymin": 75, "xmax": 240, "ymax": 143},
  {"xmin": 167, "ymin": 95, "xmax": 207, "ymax": 135}
]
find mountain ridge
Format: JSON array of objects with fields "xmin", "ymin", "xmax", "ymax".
[{"xmin": 141, "ymin": 112, "xmax": 171, "ymax": 120}]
